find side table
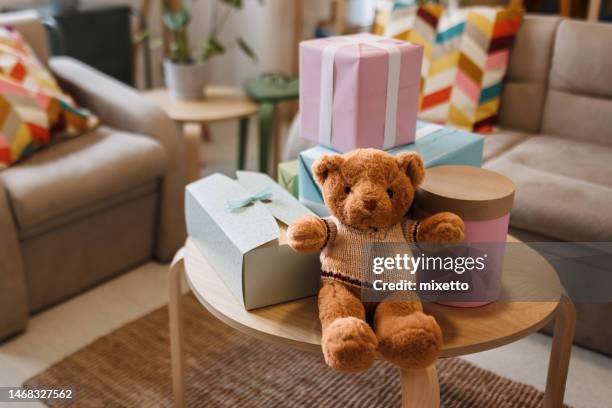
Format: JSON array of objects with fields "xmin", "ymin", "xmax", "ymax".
[
  {"xmin": 169, "ymin": 237, "xmax": 575, "ymax": 407},
  {"xmin": 144, "ymin": 86, "xmax": 259, "ymax": 182}
]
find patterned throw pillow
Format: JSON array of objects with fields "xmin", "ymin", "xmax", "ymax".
[
  {"xmin": 0, "ymin": 26, "xmax": 98, "ymax": 169},
  {"xmin": 374, "ymin": 1, "xmax": 523, "ymax": 132}
]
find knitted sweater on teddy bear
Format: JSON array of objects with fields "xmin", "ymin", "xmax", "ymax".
[{"xmin": 320, "ymin": 216, "xmax": 419, "ymax": 287}]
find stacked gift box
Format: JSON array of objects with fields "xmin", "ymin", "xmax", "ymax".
[{"xmin": 281, "ymin": 33, "xmax": 485, "ymax": 215}]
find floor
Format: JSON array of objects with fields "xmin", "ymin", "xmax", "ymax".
[
  {"xmin": 1, "ymin": 121, "xmax": 611, "ymax": 408},
  {"xmin": 1, "ymin": 261, "xmax": 611, "ymax": 408}
]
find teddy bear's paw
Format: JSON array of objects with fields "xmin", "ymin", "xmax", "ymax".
[
  {"xmin": 434, "ymin": 221, "xmax": 464, "ymax": 244},
  {"xmin": 321, "ymin": 317, "xmax": 378, "ymax": 373},
  {"xmin": 377, "ymin": 312, "xmax": 442, "ymax": 370},
  {"xmin": 419, "ymin": 212, "xmax": 465, "ymax": 244},
  {"xmin": 287, "ymin": 216, "xmax": 328, "ymax": 253}
]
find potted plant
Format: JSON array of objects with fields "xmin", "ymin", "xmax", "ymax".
[{"xmin": 162, "ymin": 0, "xmax": 258, "ymax": 101}]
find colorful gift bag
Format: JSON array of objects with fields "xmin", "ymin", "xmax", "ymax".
[
  {"xmin": 373, "ymin": 0, "xmax": 416, "ymax": 36},
  {"xmin": 373, "ymin": 1, "xmax": 523, "ymax": 132},
  {"xmin": 300, "ymin": 33, "xmax": 423, "ymax": 152}
]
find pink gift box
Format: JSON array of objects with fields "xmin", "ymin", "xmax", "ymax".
[
  {"xmin": 299, "ymin": 34, "xmax": 423, "ymax": 152},
  {"xmin": 414, "ymin": 166, "xmax": 516, "ymax": 307}
]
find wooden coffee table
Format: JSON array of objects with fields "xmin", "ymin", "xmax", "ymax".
[
  {"xmin": 168, "ymin": 237, "xmax": 574, "ymax": 408},
  {"xmin": 144, "ymin": 86, "xmax": 259, "ymax": 181}
]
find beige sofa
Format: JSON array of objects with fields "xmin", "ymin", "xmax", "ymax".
[
  {"xmin": 0, "ymin": 12, "xmax": 187, "ymax": 341},
  {"xmin": 485, "ymin": 15, "xmax": 612, "ymax": 356},
  {"xmin": 488, "ymin": 15, "xmax": 612, "ymax": 243}
]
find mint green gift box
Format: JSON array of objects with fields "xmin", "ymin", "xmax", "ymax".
[
  {"xmin": 298, "ymin": 122, "xmax": 484, "ymax": 216},
  {"xmin": 278, "ymin": 160, "xmax": 299, "ymax": 198},
  {"xmin": 186, "ymin": 171, "xmax": 320, "ymax": 309}
]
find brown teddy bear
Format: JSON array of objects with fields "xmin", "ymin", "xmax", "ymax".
[{"xmin": 287, "ymin": 148, "xmax": 465, "ymax": 373}]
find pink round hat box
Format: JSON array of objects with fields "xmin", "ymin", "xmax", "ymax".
[{"xmin": 414, "ymin": 165, "xmax": 515, "ymax": 307}]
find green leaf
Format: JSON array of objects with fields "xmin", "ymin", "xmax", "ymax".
[
  {"xmin": 237, "ymin": 37, "xmax": 257, "ymax": 61},
  {"xmin": 201, "ymin": 37, "xmax": 226, "ymax": 61},
  {"xmin": 219, "ymin": 0, "xmax": 243, "ymax": 8},
  {"xmin": 162, "ymin": 8, "xmax": 190, "ymax": 31}
]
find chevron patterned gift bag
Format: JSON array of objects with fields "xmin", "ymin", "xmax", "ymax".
[{"xmin": 375, "ymin": 1, "xmax": 523, "ymax": 132}]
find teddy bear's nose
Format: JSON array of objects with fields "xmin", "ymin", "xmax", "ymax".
[{"xmin": 364, "ymin": 199, "xmax": 377, "ymax": 211}]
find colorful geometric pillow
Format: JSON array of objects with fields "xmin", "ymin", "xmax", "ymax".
[
  {"xmin": 0, "ymin": 26, "xmax": 98, "ymax": 169},
  {"xmin": 374, "ymin": 1, "xmax": 523, "ymax": 132}
]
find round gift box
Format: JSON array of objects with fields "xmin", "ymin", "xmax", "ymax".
[{"xmin": 414, "ymin": 165, "xmax": 515, "ymax": 307}]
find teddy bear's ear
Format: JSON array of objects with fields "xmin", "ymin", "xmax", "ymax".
[
  {"xmin": 312, "ymin": 154, "xmax": 344, "ymax": 186},
  {"xmin": 395, "ymin": 152, "xmax": 425, "ymax": 187}
]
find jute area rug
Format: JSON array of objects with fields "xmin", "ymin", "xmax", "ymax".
[{"xmin": 25, "ymin": 294, "xmax": 566, "ymax": 408}]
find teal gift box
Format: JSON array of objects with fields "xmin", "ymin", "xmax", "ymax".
[
  {"xmin": 298, "ymin": 122, "xmax": 484, "ymax": 216},
  {"xmin": 186, "ymin": 171, "xmax": 321, "ymax": 309}
]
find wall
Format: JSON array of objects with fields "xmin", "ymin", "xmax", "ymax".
[
  {"xmin": 0, "ymin": 0, "xmax": 331, "ymax": 88},
  {"xmin": 115, "ymin": 0, "xmax": 330, "ymax": 89},
  {"xmin": 167, "ymin": 0, "xmax": 329, "ymax": 88}
]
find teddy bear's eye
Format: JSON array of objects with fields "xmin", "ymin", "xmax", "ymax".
[
  {"xmin": 344, "ymin": 186, "xmax": 351, "ymax": 194},
  {"xmin": 387, "ymin": 188, "xmax": 394, "ymax": 198}
]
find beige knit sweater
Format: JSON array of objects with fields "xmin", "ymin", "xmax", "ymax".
[{"xmin": 320, "ymin": 216, "xmax": 419, "ymax": 287}]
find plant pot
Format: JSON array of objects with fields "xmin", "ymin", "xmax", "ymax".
[
  {"xmin": 49, "ymin": 0, "xmax": 79, "ymax": 14},
  {"xmin": 163, "ymin": 59, "xmax": 207, "ymax": 101}
]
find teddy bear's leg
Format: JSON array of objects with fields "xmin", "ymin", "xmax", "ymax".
[
  {"xmin": 318, "ymin": 279, "xmax": 378, "ymax": 373},
  {"xmin": 373, "ymin": 301, "xmax": 442, "ymax": 370}
]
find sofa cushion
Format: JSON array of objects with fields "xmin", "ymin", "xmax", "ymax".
[
  {"xmin": 0, "ymin": 126, "xmax": 167, "ymax": 231},
  {"xmin": 498, "ymin": 15, "xmax": 561, "ymax": 133},
  {"xmin": 541, "ymin": 19, "xmax": 612, "ymax": 146},
  {"xmin": 0, "ymin": 26, "xmax": 99, "ymax": 169},
  {"xmin": 484, "ymin": 136, "xmax": 612, "ymax": 241},
  {"xmin": 482, "ymin": 129, "xmax": 528, "ymax": 162},
  {"xmin": 542, "ymin": 89, "xmax": 612, "ymax": 148}
]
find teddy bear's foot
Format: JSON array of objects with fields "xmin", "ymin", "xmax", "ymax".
[
  {"xmin": 376, "ymin": 312, "xmax": 442, "ymax": 370},
  {"xmin": 321, "ymin": 316, "xmax": 378, "ymax": 373}
]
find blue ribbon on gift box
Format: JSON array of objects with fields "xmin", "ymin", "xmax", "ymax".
[{"xmin": 226, "ymin": 186, "xmax": 273, "ymax": 212}]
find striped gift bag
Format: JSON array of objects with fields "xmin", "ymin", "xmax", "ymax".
[{"xmin": 374, "ymin": 0, "xmax": 523, "ymax": 132}]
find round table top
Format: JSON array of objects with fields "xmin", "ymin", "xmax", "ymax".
[
  {"xmin": 183, "ymin": 237, "xmax": 563, "ymax": 357},
  {"xmin": 144, "ymin": 86, "xmax": 259, "ymax": 123}
]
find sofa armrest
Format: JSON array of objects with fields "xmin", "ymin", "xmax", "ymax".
[
  {"xmin": 49, "ymin": 56, "xmax": 186, "ymax": 260},
  {"xmin": 0, "ymin": 176, "xmax": 28, "ymax": 340}
]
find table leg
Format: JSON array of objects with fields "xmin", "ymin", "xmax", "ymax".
[
  {"xmin": 400, "ymin": 365, "xmax": 440, "ymax": 408},
  {"xmin": 270, "ymin": 105, "xmax": 281, "ymax": 181},
  {"xmin": 169, "ymin": 249, "xmax": 186, "ymax": 408},
  {"xmin": 238, "ymin": 117, "xmax": 249, "ymax": 170},
  {"xmin": 201, "ymin": 123, "xmax": 211, "ymax": 142},
  {"xmin": 544, "ymin": 294, "xmax": 576, "ymax": 408},
  {"xmin": 183, "ymin": 124, "xmax": 204, "ymax": 182},
  {"xmin": 258, "ymin": 102, "xmax": 275, "ymax": 174}
]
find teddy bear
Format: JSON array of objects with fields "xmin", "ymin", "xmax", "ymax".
[{"xmin": 287, "ymin": 148, "xmax": 465, "ymax": 373}]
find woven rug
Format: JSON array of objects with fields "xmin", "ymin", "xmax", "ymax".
[{"xmin": 24, "ymin": 294, "xmax": 565, "ymax": 408}]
